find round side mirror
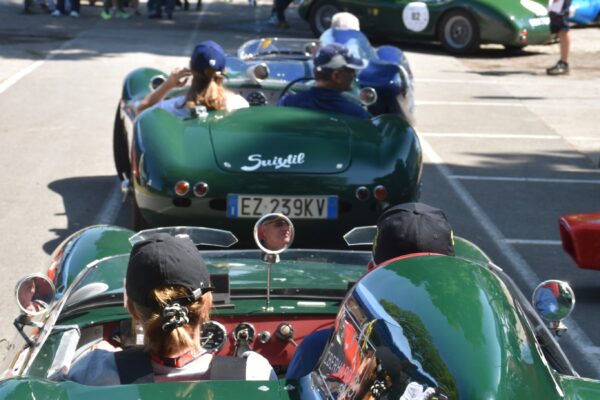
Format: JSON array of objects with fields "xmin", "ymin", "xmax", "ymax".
[
  {"xmin": 254, "ymin": 213, "xmax": 294, "ymax": 254},
  {"xmin": 359, "ymin": 87, "xmax": 378, "ymax": 106},
  {"xmin": 532, "ymin": 280, "xmax": 575, "ymax": 322},
  {"xmin": 149, "ymin": 74, "xmax": 167, "ymax": 90},
  {"xmin": 15, "ymin": 274, "xmax": 55, "ymax": 316},
  {"xmin": 246, "ymin": 63, "xmax": 270, "ymax": 82},
  {"xmin": 304, "ymin": 41, "xmax": 319, "ymax": 56}
]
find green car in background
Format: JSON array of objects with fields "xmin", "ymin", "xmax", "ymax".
[
  {"xmin": 113, "ymin": 39, "xmax": 422, "ymax": 247},
  {"xmin": 298, "ymin": 0, "xmax": 552, "ymax": 54}
]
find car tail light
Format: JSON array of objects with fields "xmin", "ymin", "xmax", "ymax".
[
  {"xmin": 519, "ymin": 29, "xmax": 528, "ymax": 43},
  {"xmin": 174, "ymin": 181, "xmax": 190, "ymax": 196},
  {"xmin": 374, "ymin": 185, "xmax": 388, "ymax": 201},
  {"xmin": 193, "ymin": 182, "xmax": 209, "ymax": 197},
  {"xmin": 355, "ymin": 186, "xmax": 370, "ymax": 201}
]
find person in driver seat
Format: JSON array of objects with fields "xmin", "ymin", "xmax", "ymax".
[
  {"xmin": 67, "ymin": 236, "xmax": 275, "ymax": 385},
  {"xmin": 277, "ymin": 43, "xmax": 370, "ymax": 120},
  {"xmin": 286, "ymin": 202, "xmax": 454, "ymax": 381},
  {"xmin": 136, "ymin": 40, "xmax": 248, "ymax": 117}
]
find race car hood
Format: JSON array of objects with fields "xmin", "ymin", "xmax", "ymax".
[{"xmin": 209, "ymin": 107, "xmax": 361, "ymax": 174}]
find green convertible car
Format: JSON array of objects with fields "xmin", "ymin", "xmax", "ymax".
[
  {"xmin": 113, "ymin": 38, "xmax": 421, "ymax": 247},
  {"xmin": 3, "ymin": 216, "xmax": 600, "ymax": 398},
  {"xmin": 298, "ymin": 0, "xmax": 552, "ymax": 54}
]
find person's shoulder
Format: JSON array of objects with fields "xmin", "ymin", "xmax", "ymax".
[
  {"xmin": 242, "ymin": 351, "xmax": 277, "ymax": 380},
  {"xmin": 225, "ymin": 91, "xmax": 250, "ymax": 111}
]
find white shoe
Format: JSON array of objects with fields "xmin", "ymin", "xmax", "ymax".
[
  {"xmin": 69, "ymin": 10, "xmax": 79, "ymax": 17},
  {"xmin": 51, "ymin": 9, "xmax": 61, "ymax": 16}
]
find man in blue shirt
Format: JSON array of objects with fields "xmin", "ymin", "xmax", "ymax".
[{"xmin": 278, "ymin": 43, "xmax": 370, "ymax": 119}]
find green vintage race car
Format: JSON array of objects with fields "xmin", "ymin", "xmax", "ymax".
[
  {"xmin": 298, "ymin": 0, "xmax": 552, "ymax": 54},
  {"xmin": 113, "ymin": 38, "xmax": 421, "ymax": 247},
  {"xmin": 3, "ymin": 217, "xmax": 600, "ymax": 398}
]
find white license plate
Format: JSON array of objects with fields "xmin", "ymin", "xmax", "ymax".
[{"xmin": 227, "ymin": 194, "xmax": 338, "ymax": 219}]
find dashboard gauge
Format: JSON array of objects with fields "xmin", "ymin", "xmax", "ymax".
[
  {"xmin": 200, "ymin": 320, "xmax": 227, "ymax": 352},
  {"xmin": 233, "ymin": 322, "xmax": 256, "ymax": 343},
  {"xmin": 246, "ymin": 91, "xmax": 268, "ymax": 106}
]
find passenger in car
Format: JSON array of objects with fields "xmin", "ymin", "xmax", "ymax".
[
  {"xmin": 277, "ymin": 43, "xmax": 370, "ymax": 119},
  {"xmin": 67, "ymin": 236, "xmax": 275, "ymax": 385},
  {"xmin": 286, "ymin": 202, "xmax": 454, "ymax": 380},
  {"xmin": 136, "ymin": 40, "xmax": 249, "ymax": 117}
]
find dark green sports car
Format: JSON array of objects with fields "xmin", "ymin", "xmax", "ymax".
[
  {"xmin": 113, "ymin": 39, "xmax": 422, "ymax": 247},
  {"xmin": 3, "ymin": 219, "xmax": 598, "ymax": 399},
  {"xmin": 298, "ymin": 0, "xmax": 552, "ymax": 54}
]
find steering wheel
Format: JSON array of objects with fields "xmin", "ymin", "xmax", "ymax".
[{"xmin": 279, "ymin": 77, "xmax": 315, "ymax": 100}]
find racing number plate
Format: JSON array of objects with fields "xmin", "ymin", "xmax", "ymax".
[{"xmin": 227, "ymin": 194, "xmax": 338, "ymax": 219}]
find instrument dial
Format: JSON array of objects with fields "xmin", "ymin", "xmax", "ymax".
[
  {"xmin": 233, "ymin": 322, "xmax": 256, "ymax": 342},
  {"xmin": 246, "ymin": 91, "xmax": 268, "ymax": 106},
  {"xmin": 200, "ymin": 320, "xmax": 227, "ymax": 352}
]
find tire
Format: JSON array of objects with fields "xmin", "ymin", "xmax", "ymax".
[
  {"xmin": 308, "ymin": 0, "xmax": 340, "ymax": 37},
  {"xmin": 132, "ymin": 196, "xmax": 149, "ymax": 231},
  {"xmin": 438, "ymin": 10, "xmax": 480, "ymax": 55},
  {"xmin": 112, "ymin": 104, "xmax": 131, "ymax": 181}
]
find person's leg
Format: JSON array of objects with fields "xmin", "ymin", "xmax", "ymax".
[
  {"xmin": 69, "ymin": 0, "xmax": 79, "ymax": 15},
  {"xmin": 275, "ymin": 0, "xmax": 292, "ymax": 27},
  {"xmin": 558, "ymin": 29, "xmax": 570, "ymax": 64},
  {"xmin": 164, "ymin": 0, "xmax": 174, "ymax": 18},
  {"xmin": 546, "ymin": 15, "xmax": 570, "ymax": 75},
  {"xmin": 101, "ymin": 0, "xmax": 112, "ymax": 18}
]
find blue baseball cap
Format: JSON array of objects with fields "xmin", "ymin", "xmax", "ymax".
[
  {"xmin": 190, "ymin": 41, "xmax": 226, "ymax": 73},
  {"xmin": 314, "ymin": 43, "xmax": 366, "ymax": 71}
]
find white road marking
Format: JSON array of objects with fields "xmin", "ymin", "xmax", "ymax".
[
  {"xmin": 417, "ymin": 100, "xmax": 528, "ymax": 107},
  {"xmin": 451, "ymin": 175, "xmax": 600, "ymax": 185},
  {"xmin": 505, "ymin": 239, "xmax": 562, "ymax": 245},
  {"xmin": 422, "ymin": 133, "xmax": 561, "ymax": 139},
  {"xmin": 0, "ymin": 21, "xmax": 102, "ymax": 95},
  {"xmin": 0, "ymin": 61, "xmax": 44, "ymax": 95},
  {"xmin": 421, "ymin": 132, "xmax": 600, "ymax": 142},
  {"xmin": 420, "ymin": 136, "xmax": 600, "ymax": 375}
]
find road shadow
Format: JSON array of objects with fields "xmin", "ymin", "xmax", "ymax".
[{"xmin": 44, "ymin": 175, "xmax": 129, "ymax": 254}]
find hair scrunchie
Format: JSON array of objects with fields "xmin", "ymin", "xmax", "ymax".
[{"xmin": 161, "ymin": 303, "xmax": 190, "ymax": 332}]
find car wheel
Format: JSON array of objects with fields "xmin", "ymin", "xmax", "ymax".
[
  {"xmin": 308, "ymin": 0, "xmax": 340, "ymax": 37},
  {"xmin": 438, "ymin": 10, "xmax": 480, "ymax": 55},
  {"xmin": 113, "ymin": 104, "xmax": 131, "ymax": 181},
  {"xmin": 132, "ymin": 196, "xmax": 149, "ymax": 231}
]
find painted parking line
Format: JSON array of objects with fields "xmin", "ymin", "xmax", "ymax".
[
  {"xmin": 451, "ymin": 175, "xmax": 600, "ymax": 185},
  {"xmin": 420, "ymin": 136, "xmax": 600, "ymax": 375},
  {"xmin": 414, "ymin": 99, "xmax": 597, "ymax": 109},
  {"xmin": 421, "ymin": 133, "xmax": 600, "ymax": 143},
  {"xmin": 505, "ymin": 239, "xmax": 562, "ymax": 245},
  {"xmin": 422, "ymin": 132, "xmax": 561, "ymax": 139}
]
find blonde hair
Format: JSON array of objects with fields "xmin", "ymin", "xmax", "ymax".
[
  {"xmin": 182, "ymin": 68, "xmax": 227, "ymax": 111},
  {"xmin": 129, "ymin": 286, "xmax": 212, "ymax": 356}
]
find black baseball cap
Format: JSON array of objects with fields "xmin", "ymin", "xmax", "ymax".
[
  {"xmin": 373, "ymin": 202, "xmax": 455, "ymax": 264},
  {"xmin": 126, "ymin": 235, "xmax": 213, "ymax": 309}
]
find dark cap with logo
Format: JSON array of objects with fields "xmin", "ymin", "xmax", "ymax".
[
  {"xmin": 126, "ymin": 235, "xmax": 213, "ymax": 309},
  {"xmin": 373, "ymin": 202, "xmax": 455, "ymax": 264},
  {"xmin": 190, "ymin": 40, "xmax": 226, "ymax": 73}
]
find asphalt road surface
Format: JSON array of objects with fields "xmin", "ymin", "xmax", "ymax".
[{"xmin": 1, "ymin": 0, "xmax": 599, "ymax": 380}]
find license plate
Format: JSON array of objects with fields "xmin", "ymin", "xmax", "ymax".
[{"xmin": 227, "ymin": 194, "xmax": 338, "ymax": 219}]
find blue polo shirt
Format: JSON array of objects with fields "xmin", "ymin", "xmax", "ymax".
[{"xmin": 278, "ymin": 87, "xmax": 370, "ymax": 119}]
